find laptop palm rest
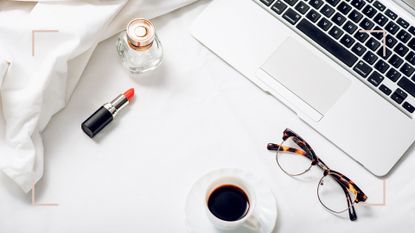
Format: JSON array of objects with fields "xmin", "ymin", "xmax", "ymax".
[{"xmin": 260, "ymin": 38, "xmax": 351, "ymax": 119}]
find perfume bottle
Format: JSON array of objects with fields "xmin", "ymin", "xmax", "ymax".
[{"xmin": 116, "ymin": 18, "xmax": 163, "ymax": 74}]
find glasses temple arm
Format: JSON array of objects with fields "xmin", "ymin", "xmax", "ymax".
[
  {"xmin": 342, "ymin": 184, "xmax": 358, "ymax": 221},
  {"xmin": 267, "ymin": 143, "xmax": 314, "ymax": 161},
  {"xmin": 330, "ymin": 171, "xmax": 368, "ymax": 203},
  {"xmin": 350, "ymin": 183, "xmax": 368, "ymax": 203},
  {"xmin": 333, "ymin": 175, "xmax": 357, "ymax": 221}
]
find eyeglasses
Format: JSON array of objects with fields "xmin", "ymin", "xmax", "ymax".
[{"xmin": 267, "ymin": 128, "xmax": 367, "ymax": 221}]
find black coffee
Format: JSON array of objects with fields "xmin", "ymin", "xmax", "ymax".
[{"xmin": 207, "ymin": 185, "xmax": 250, "ymax": 221}]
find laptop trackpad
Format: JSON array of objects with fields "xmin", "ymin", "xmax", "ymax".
[{"xmin": 260, "ymin": 38, "xmax": 351, "ymax": 115}]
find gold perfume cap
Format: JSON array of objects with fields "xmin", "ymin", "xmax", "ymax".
[{"xmin": 126, "ymin": 18, "xmax": 155, "ymax": 48}]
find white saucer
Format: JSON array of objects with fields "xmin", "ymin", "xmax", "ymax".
[{"xmin": 185, "ymin": 168, "xmax": 278, "ymax": 233}]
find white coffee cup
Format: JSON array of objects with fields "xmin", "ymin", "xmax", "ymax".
[{"xmin": 204, "ymin": 175, "xmax": 257, "ymax": 231}]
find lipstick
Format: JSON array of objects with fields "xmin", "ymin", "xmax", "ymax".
[{"xmin": 81, "ymin": 88, "xmax": 135, "ymax": 138}]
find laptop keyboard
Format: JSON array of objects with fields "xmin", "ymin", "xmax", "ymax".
[{"xmin": 257, "ymin": 0, "xmax": 415, "ymax": 115}]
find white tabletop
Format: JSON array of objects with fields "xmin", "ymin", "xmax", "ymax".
[{"xmin": 1, "ymin": 1, "xmax": 414, "ymax": 232}]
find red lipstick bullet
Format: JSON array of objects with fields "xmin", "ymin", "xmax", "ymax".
[{"xmin": 82, "ymin": 88, "xmax": 135, "ymax": 138}]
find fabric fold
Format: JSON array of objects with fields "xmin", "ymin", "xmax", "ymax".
[
  {"xmin": 0, "ymin": 59, "xmax": 8, "ymax": 86},
  {"xmin": 0, "ymin": 0, "xmax": 197, "ymax": 192}
]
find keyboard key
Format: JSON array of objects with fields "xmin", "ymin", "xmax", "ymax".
[
  {"xmin": 403, "ymin": 102, "xmax": 415, "ymax": 113},
  {"xmin": 375, "ymin": 60, "xmax": 390, "ymax": 73},
  {"xmin": 362, "ymin": 5, "xmax": 377, "ymax": 18},
  {"xmin": 406, "ymin": 51, "xmax": 415, "ymax": 65},
  {"xmin": 385, "ymin": 21, "xmax": 400, "ymax": 35},
  {"xmin": 386, "ymin": 34, "xmax": 398, "ymax": 48},
  {"xmin": 374, "ymin": 13, "xmax": 388, "ymax": 26},
  {"xmin": 377, "ymin": 47, "xmax": 392, "ymax": 60},
  {"xmin": 318, "ymin": 18, "xmax": 333, "ymax": 31},
  {"xmin": 354, "ymin": 30, "xmax": 370, "ymax": 43},
  {"xmin": 350, "ymin": 0, "xmax": 365, "ymax": 10},
  {"xmin": 386, "ymin": 68, "xmax": 401, "ymax": 82},
  {"xmin": 397, "ymin": 17, "xmax": 410, "ymax": 29},
  {"xmin": 271, "ymin": 1, "xmax": 288, "ymax": 14},
  {"xmin": 326, "ymin": 0, "xmax": 340, "ymax": 7},
  {"xmin": 360, "ymin": 18, "xmax": 375, "ymax": 30},
  {"xmin": 366, "ymin": 37, "xmax": 381, "ymax": 51},
  {"xmin": 283, "ymin": 0, "xmax": 298, "ymax": 6},
  {"xmin": 397, "ymin": 30, "xmax": 412, "ymax": 43},
  {"xmin": 283, "ymin": 8, "xmax": 302, "ymax": 24},
  {"xmin": 352, "ymin": 42, "xmax": 366, "ymax": 56},
  {"xmin": 309, "ymin": 0, "xmax": 324, "ymax": 10},
  {"xmin": 296, "ymin": 19, "xmax": 358, "ymax": 67},
  {"xmin": 363, "ymin": 51, "xmax": 378, "ymax": 65},
  {"xmin": 379, "ymin": 84, "xmax": 392, "ymax": 95},
  {"xmin": 409, "ymin": 26, "xmax": 415, "ymax": 36},
  {"xmin": 395, "ymin": 43, "xmax": 410, "ymax": 57},
  {"xmin": 353, "ymin": 60, "xmax": 372, "ymax": 77},
  {"xmin": 408, "ymin": 38, "xmax": 415, "ymax": 50},
  {"xmin": 391, "ymin": 88, "xmax": 408, "ymax": 104},
  {"xmin": 400, "ymin": 63, "xmax": 415, "ymax": 77},
  {"xmin": 385, "ymin": 9, "xmax": 398, "ymax": 20},
  {"xmin": 343, "ymin": 21, "xmax": 357, "ymax": 35},
  {"xmin": 261, "ymin": 0, "xmax": 275, "ymax": 6},
  {"xmin": 332, "ymin": 12, "xmax": 347, "ymax": 26},
  {"xmin": 370, "ymin": 26, "xmax": 384, "ymax": 40},
  {"xmin": 389, "ymin": 54, "xmax": 404, "ymax": 68},
  {"xmin": 400, "ymin": 63, "xmax": 415, "ymax": 75},
  {"xmin": 337, "ymin": 2, "xmax": 352, "ymax": 15},
  {"xmin": 320, "ymin": 4, "xmax": 335, "ymax": 17},
  {"xmin": 398, "ymin": 78, "xmax": 415, "ymax": 97},
  {"xmin": 306, "ymin": 9, "xmax": 321, "ymax": 22},
  {"xmin": 348, "ymin": 10, "xmax": 363, "ymax": 23},
  {"xmin": 368, "ymin": 71, "xmax": 384, "ymax": 86},
  {"xmin": 343, "ymin": 21, "xmax": 358, "ymax": 34},
  {"xmin": 295, "ymin": 1, "xmax": 310, "ymax": 14},
  {"xmin": 329, "ymin": 26, "xmax": 344, "ymax": 39},
  {"xmin": 373, "ymin": 1, "xmax": 386, "ymax": 11},
  {"xmin": 340, "ymin": 34, "xmax": 356, "ymax": 48}
]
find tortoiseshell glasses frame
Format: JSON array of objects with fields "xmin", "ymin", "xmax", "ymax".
[{"xmin": 267, "ymin": 128, "xmax": 367, "ymax": 221}]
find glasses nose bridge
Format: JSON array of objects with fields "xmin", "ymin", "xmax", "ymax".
[{"xmin": 316, "ymin": 160, "xmax": 330, "ymax": 172}]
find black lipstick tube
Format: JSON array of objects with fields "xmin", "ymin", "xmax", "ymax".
[{"xmin": 81, "ymin": 92, "xmax": 131, "ymax": 138}]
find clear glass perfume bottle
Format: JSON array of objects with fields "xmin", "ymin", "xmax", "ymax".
[{"xmin": 116, "ymin": 18, "xmax": 163, "ymax": 74}]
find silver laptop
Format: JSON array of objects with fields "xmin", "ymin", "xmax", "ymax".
[{"xmin": 191, "ymin": 0, "xmax": 415, "ymax": 176}]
